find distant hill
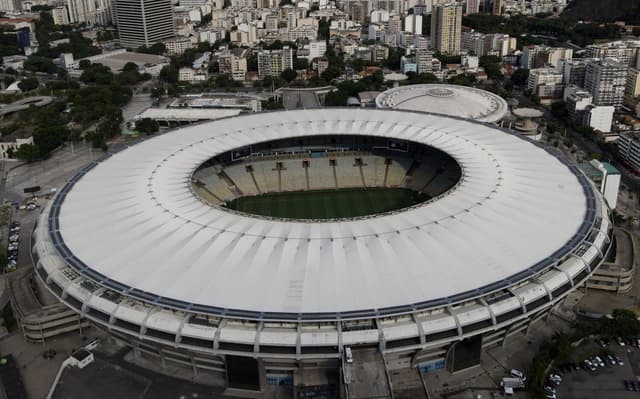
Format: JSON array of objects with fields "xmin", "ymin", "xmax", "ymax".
[{"xmin": 562, "ymin": 0, "xmax": 640, "ymax": 24}]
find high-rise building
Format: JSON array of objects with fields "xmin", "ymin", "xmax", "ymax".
[
  {"xmin": 404, "ymin": 14, "xmax": 422, "ymax": 35},
  {"xmin": 585, "ymin": 40, "xmax": 640, "ymax": 68},
  {"xmin": 218, "ymin": 49, "xmax": 248, "ymax": 81},
  {"xmin": 626, "ymin": 68, "xmax": 640, "ymax": 98},
  {"xmin": 492, "ymin": 0, "xmax": 502, "ymax": 15},
  {"xmin": 414, "ymin": 35, "xmax": 432, "ymax": 74},
  {"xmin": 521, "ymin": 45, "xmax": 572, "ymax": 69},
  {"xmin": 561, "ymin": 59, "xmax": 588, "ymax": 86},
  {"xmin": 618, "ymin": 132, "xmax": 640, "ymax": 173},
  {"xmin": 431, "ymin": 2, "xmax": 462, "ymax": 55},
  {"xmin": 52, "ymin": 6, "xmax": 69, "ymax": 25},
  {"xmin": 584, "ymin": 59, "xmax": 628, "ymax": 108},
  {"xmin": 465, "ymin": 0, "xmax": 480, "ymax": 15},
  {"xmin": 527, "ymin": 68, "xmax": 564, "ymax": 100},
  {"xmin": 66, "ymin": 0, "xmax": 97, "ymax": 24},
  {"xmin": 114, "ymin": 0, "xmax": 176, "ymax": 48},
  {"xmin": 257, "ymin": 46, "xmax": 293, "ymax": 78}
]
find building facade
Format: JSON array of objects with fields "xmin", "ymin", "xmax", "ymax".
[
  {"xmin": 257, "ymin": 46, "xmax": 293, "ymax": 78},
  {"xmin": 431, "ymin": 2, "xmax": 462, "ymax": 55},
  {"xmin": 114, "ymin": 0, "xmax": 176, "ymax": 48},
  {"xmin": 584, "ymin": 59, "xmax": 628, "ymax": 109}
]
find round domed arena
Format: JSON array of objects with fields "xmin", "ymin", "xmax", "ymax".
[
  {"xmin": 375, "ymin": 84, "xmax": 509, "ymax": 123},
  {"xmin": 33, "ymin": 109, "xmax": 612, "ymax": 388}
]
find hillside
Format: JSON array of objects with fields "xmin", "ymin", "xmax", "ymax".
[{"xmin": 562, "ymin": 0, "xmax": 640, "ymax": 24}]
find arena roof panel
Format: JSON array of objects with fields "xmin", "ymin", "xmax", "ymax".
[{"xmin": 54, "ymin": 109, "xmax": 592, "ymax": 316}]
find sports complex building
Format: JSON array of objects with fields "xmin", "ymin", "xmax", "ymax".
[
  {"xmin": 32, "ymin": 108, "xmax": 612, "ymax": 391},
  {"xmin": 375, "ymin": 84, "xmax": 509, "ymax": 123}
]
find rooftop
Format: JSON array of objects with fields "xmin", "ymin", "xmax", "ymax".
[
  {"xmin": 53, "ymin": 109, "xmax": 593, "ymax": 315},
  {"xmin": 375, "ymin": 84, "xmax": 509, "ymax": 123}
]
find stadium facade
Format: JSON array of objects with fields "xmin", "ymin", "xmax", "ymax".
[{"xmin": 33, "ymin": 109, "xmax": 612, "ymax": 389}]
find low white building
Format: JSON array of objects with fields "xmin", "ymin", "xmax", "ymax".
[
  {"xmin": 0, "ymin": 134, "xmax": 33, "ymax": 158},
  {"xmin": 178, "ymin": 67, "xmax": 196, "ymax": 82},
  {"xmin": 584, "ymin": 105, "xmax": 615, "ymax": 133}
]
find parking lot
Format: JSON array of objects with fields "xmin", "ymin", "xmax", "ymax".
[{"xmin": 555, "ymin": 344, "xmax": 640, "ymax": 399}]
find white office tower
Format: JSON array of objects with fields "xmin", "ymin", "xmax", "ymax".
[
  {"xmin": 431, "ymin": 2, "xmax": 462, "ymax": 55},
  {"xmin": 66, "ymin": 0, "xmax": 97, "ymax": 24},
  {"xmin": 584, "ymin": 59, "xmax": 628, "ymax": 109},
  {"xmin": 404, "ymin": 14, "xmax": 422, "ymax": 35},
  {"xmin": 115, "ymin": 0, "xmax": 176, "ymax": 48}
]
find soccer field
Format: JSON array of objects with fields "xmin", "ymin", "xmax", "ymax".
[{"xmin": 223, "ymin": 188, "xmax": 431, "ymax": 220}]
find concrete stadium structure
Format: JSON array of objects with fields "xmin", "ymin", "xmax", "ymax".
[
  {"xmin": 375, "ymin": 84, "xmax": 509, "ymax": 123},
  {"xmin": 32, "ymin": 109, "xmax": 612, "ymax": 391}
]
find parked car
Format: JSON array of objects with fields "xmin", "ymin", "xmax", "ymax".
[
  {"xmin": 617, "ymin": 337, "xmax": 626, "ymax": 346},
  {"xmin": 615, "ymin": 355, "xmax": 624, "ymax": 366},
  {"xmin": 584, "ymin": 359, "xmax": 597, "ymax": 371}
]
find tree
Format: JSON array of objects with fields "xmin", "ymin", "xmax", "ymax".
[
  {"xmin": 79, "ymin": 59, "xmax": 91, "ymax": 69},
  {"xmin": 138, "ymin": 43, "xmax": 167, "ymax": 55},
  {"xmin": 151, "ymin": 86, "xmax": 165, "ymax": 99},
  {"xmin": 281, "ymin": 68, "xmax": 297, "ymax": 83},
  {"xmin": 550, "ymin": 101, "xmax": 567, "ymax": 119},
  {"xmin": 135, "ymin": 118, "xmax": 160, "ymax": 135},
  {"xmin": 18, "ymin": 77, "xmax": 39, "ymax": 92},
  {"xmin": 15, "ymin": 144, "xmax": 40, "ymax": 162},
  {"xmin": 262, "ymin": 98, "xmax": 284, "ymax": 110},
  {"xmin": 24, "ymin": 55, "xmax": 57, "ymax": 74},
  {"xmin": 122, "ymin": 62, "xmax": 139, "ymax": 73},
  {"xmin": 293, "ymin": 58, "xmax": 309, "ymax": 70},
  {"xmin": 159, "ymin": 65, "xmax": 178, "ymax": 83},
  {"xmin": 324, "ymin": 89, "xmax": 348, "ymax": 106},
  {"xmin": 511, "ymin": 68, "xmax": 529, "ymax": 86},
  {"xmin": 80, "ymin": 63, "xmax": 114, "ymax": 85}
]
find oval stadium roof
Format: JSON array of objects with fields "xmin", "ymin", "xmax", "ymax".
[
  {"xmin": 375, "ymin": 84, "xmax": 509, "ymax": 123},
  {"xmin": 54, "ymin": 109, "xmax": 590, "ymax": 316}
]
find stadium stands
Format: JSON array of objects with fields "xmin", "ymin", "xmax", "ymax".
[{"xmin": 191, "ymin": 137, "xmax": 461, "ymax": 215}]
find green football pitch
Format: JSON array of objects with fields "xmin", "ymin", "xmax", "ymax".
[{"xmin": 223, "ymin": 188, "xmax": 431, "ymax": 220}]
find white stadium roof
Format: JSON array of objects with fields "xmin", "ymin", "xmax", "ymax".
[
  {"xmin": 54, "ymin": 109, "xmax": 591, "ymax": 316},
  {"xmin": 375, "ymin": 84, "xmax": 509, "ymax": 123}
]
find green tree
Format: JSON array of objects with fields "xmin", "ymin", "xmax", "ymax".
[
  {"xmin": 293, "ymin": 58, "xmax": 309, "ymax": 70},
  {"xmin": 159, "ymin": 65, "xmax": 178, "ymax": 83},
  {"xmin": 324, "ymin": 89, "xmax": 348, "ymax": 106},
  {"xmin": 550, "ymin": 101, "xmax": 567, "ymax": 119},
  {"xmin": 281, "ymin": 68, "xmax": 297, "ymax": 82},
  {"xmin": 138, "ymin": 43, "xmax": 167, "ymax": 55},
  {"xmin": 511, "ymin": 68, "xmax": 529, "ymax": 86},
  {"xmin": 135, "ymin": 118, "xmax": 160, "ymax": 135},
  {"xmin": 18, "ymin": 77, "xmax": 39, "ymax": 91},
  {"xmin": 151, "ymin": 86, "xmax": 165, "ymax": 99},
  {"xmin": 15, "ymin": 144, "xmax": 40, "ymax": 162}
]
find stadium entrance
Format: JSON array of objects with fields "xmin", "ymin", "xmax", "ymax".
[{"xmin": 191, "ymin": 134, "xmax": 462, "ymax": 221}]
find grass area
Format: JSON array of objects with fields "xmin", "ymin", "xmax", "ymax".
[{"xmin": 223, "ymin": 187, "xmax": 431, "ymax": 220}]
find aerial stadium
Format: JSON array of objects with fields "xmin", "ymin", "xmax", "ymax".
[
  {"xmin": 375, "ymin": 84, "xmax": 509, "ymax": 123},
  {"xmin": 32, "ymin": 108, "xmax": 612, "ymax": 391}
]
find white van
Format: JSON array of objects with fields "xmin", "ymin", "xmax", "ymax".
[
  {"xmin": 510, "ymin": 369, "xmax": 526, "ymax": 381},
  {"xmin": 345, "ymin": 347, "xmax": 353, "ymax": 363}
]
